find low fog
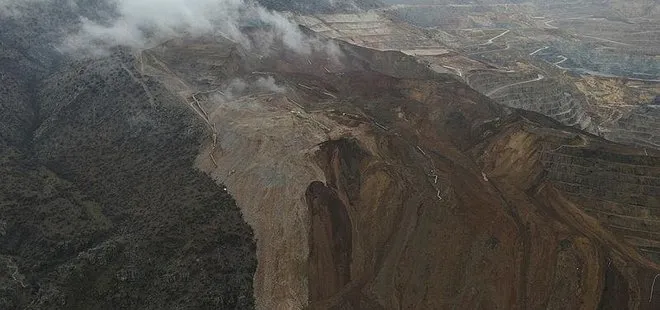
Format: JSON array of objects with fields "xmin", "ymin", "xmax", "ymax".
[
  {"xmin": 0, "ymin": 0, "xmax": 345, "ymax": 57},
  {"xmin": 213, "ymin": 76, "xmax": 286, "ymax": 101}
]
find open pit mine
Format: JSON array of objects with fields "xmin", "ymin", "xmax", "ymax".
[{"xmin": 1, "ymin": 1, "xmax": 659, "ymax": 309}]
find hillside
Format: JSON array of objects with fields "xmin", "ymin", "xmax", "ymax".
[
  {"xmin": 0, "ymin": 39, "xmax": 256, "ymax": 310},
  {"xmin": 1, "ymin": 1, "xmax": 660, "ymax": 309},
  {"xmin": 131, "ymin": 35, "xmax": 660, "ymax": 309},
  {"xmin": 322, "ymin": 1, "xmax": 660, "ymax": 150}
]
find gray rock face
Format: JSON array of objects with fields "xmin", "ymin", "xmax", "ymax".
[
  {"xmin": 257, "ymin": 0, "xmax": 382, "ymax": 13},
  {"xmin": 603, "ymin": 105, "xmax": 660, "ymax": 150},
  {"xmin": 467, "ymin": 70, "xmax": 597, "ymax": 133},
  {"xmin": 327, "ymin": 2, "xmax": 660, "ymax": 151},
  {"xmin": 542, "ymin": 144, "xmax": 660, "ymax": 262}
]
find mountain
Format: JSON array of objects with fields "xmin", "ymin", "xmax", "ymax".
[
  {"xmin": 257, "ymin": 0, "xmax": 382, "ymax": 13},
  {"xmin": 147, "ymin": 35, "xmax": 659, "ymax": 309},
  {"xmin": 1, "ymin": 1, "xmax": 660, "ymax": 309},
  {"xmin": 0, "ymin": 18, "xmax": 256, "ymax": 310}
]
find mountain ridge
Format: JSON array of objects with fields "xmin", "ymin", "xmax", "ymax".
[{"xmin": 1, "ymin": 1, "xmax": 659, "ymax": 309}]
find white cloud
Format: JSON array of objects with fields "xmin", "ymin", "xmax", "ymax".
[
  {"xmin": 214, "ymin": 76, "xmax": 286, "ymax": 101},
  {"xmin": 254, "ymin": 76, "xmax": 286, "ymax": 93},
  {"xmin": 54, "ymin": 0, "xmax": 328, "ymax": 56},
  {"xmin": 1, "ymin": 0, "xmax": 346, "ymax": 60}
]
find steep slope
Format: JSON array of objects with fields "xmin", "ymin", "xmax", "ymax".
[
  {"xmin": 257, "ymin": 0, "xmax": 382, "ymax": 13},
  {"xmin": 0, "ymin": 45, "xmax": 256, "ymax": 309},
  {"xmin": 134, "ymin": 36, "xmax": 660, "ymax": 309},
  {"xmin": 1, "ymin": 1, "xmax": 659, "ymax": 308},
  {"xmin": 466, "ymin": 69, "xmax": 596, "ymax": 131},
  {"xmin": 301, "ymin": 5, "xmax": 659, "ymax": 151}
]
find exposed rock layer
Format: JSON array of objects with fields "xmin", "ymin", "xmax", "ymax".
[
  {"xmin": 137, "ymin": 36, "xmax": 660, "ymax": 309},
  {"xmin": 1, "ymin": 3, "xmax": 659, "ymax": 308}
]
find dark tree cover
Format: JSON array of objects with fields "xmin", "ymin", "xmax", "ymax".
[{"xmin": 0, "ymin": 3, "xmax": 257, "ymax": 309}]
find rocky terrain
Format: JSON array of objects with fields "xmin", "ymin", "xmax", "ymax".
[
  {"xmin": 2, "ymin": 1, "xmax": 660, "ymax": 310},
  {"xmin": 300, "ymin": 1, "xmax": 659, "ymax": 150},
  {"xmin": 259, "ymin": 0, "xmax": 381, "ymax": 13},
  {"xmin": 127, "ymin": 32, "xmax": 660, "ymax": 309}
]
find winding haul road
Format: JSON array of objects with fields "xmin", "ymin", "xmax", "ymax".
[
  {"xmin": 529, "ymin": 46, "xmax": 549, "ymax": 56},
  {"xmin": 554, "ymin": 55, "xmax": 568, "ymax": 65},
  {"xmin": 486, "ymin": 74, "xmax": 545, "ymax": 97},
  {"xmin": 577, "ymin": 34, "xmax": 635, "ymax": 47},
  {"xmin": 483, "ymin": 29, "xmax": 510, "ymax": 45}
]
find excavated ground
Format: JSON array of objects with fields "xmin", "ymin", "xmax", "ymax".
[
  {"xmin": 295, "ymin": 9, "xmax": 660, "ymax": 151},
  {"xmin": 136, "ymin": 35, "xmax": 660, "ymax": 309}
]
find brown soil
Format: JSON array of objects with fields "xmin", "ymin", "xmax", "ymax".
[{"xmin": 138, "ymin": 36, "xmax": 660, "ymax": 309}]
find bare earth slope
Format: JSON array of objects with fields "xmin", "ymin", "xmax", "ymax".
[
  {"xmin": 134, "ymin": 36, "xmax": 660, "ymax": 309},
  {"xmin": 296, "ymin": 5, "xmax": 659, "ymax": 151},
  {"xmin": 1, "ymin": 1, "xmax": 659, "ymax": 307}
]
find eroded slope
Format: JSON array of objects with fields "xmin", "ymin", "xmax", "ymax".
[
  {"xmin": 295, "ymin": 7, "xmax": 660, "ymax": 151},
  {"xmin": 137, "ymin": 36, "xmax": 660, "ymax": 309}
]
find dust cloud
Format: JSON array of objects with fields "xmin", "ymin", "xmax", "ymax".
[{"xmin": 212, "ymin": 76, "xmax": 287, "ymax": 101}]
